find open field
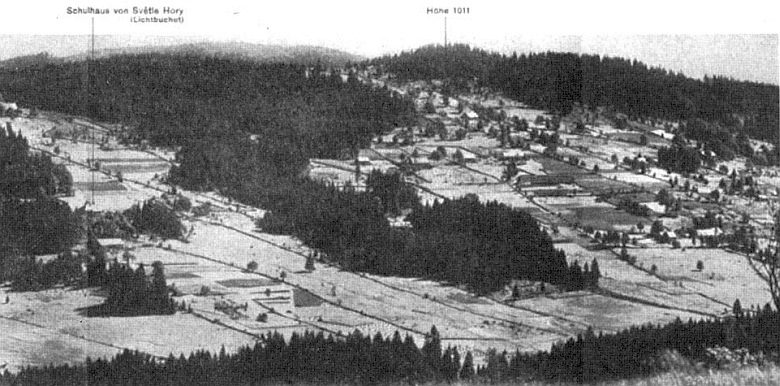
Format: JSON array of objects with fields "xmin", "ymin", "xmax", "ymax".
[
  {"xmin": 575, "ymin": 174, "xmax": 638, "ymax": 194},
  {"xmin": 602, "ymin": 171, "xmax": 670, "ymax": 190}
]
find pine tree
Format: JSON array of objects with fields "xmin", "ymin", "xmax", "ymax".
[
  {"xmin": 150, "ymin": 261, "xmax": 171, "ymax": 313},
  {"xmin": 459, "ymin": 351, "xmax": 475, "ymax": 380},
  {"xmin": 733, "ymin": 298, "xmax": 744, "ymax": 318},
  {"xmin": 422, "ymin": 325, "xmax": 443, "ymax": 378},
  {"xmin": 591, "ymin": 258, "xmax": 601, "ymax": 285}
]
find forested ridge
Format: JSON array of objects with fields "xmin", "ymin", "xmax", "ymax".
[
  {"xmin": 370, "ymin": 44, "xmax": 779, "ymax": 142},
  {"xmin": 0, "ymin": 53, "xmax": 415, "ymax": 157}
]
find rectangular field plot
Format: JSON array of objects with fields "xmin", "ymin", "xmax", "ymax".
[
  {"xmin": 602, "ymin": 171, "xmax": 669, "ymax": 190},
  {"xmin": 95, "ymin": 157, "xmax": 163, "ymax": 163},
  {"xmin": 216, "ymin": 278, "xmax": 279, "ymax": 288},
  {"xmin": 101, "ymin": 162, "xmax": 171, "ymax": 174},
  {"xmin": 418, "ymin": 166, "xmax": 487, "ymax": 185},
  {"xmin": 562, "ymin": 206, "xmax": 648, "ymax": 231},
  {"xmin": 73, "ymin": 181, "xmax": 126, "ymax": 192},
  {"xmin": 575, "ymin": 174, "xmax": 636, "ymax": 194},
  {"xmin": 465, "ymin": 163, "xmax": 505, "ymax": 179},
  {"xmin": 293, "ymin": 289, "xmax": 325, "ymax": 307},
  {"xmin": 609, "ymin": 132, "xmax": 670, "ymax": 146},
  {"xmin": 533, "ymin": 156, "xmax": 587, "ymax": 175},
  {"xmin": 165, "ymin": 272, "xmax": 201, "ymax": 279},
  {"xmin": 535, "ymin": 196, "xmax": 613, "ymax": 210},
  {"xmin": 446, "ymin": 292, "xmax": 490, "ymax": 305},
  {"xmin": 475, "ymin": 191, "xmax": 538, "ymax": 209},
  {"xmin": 604, "ymin": 192, "xmax": 658, "ymax": 207}
]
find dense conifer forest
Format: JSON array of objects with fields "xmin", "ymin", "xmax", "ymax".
[
  {"xmin": 0, "ymin": 53, "xmax": 415, "ymax": 157},
  {"xmin": 250, "ymin": 178, "xmax": 586, "ymax": 294},
  {"xmin": 371, "ymin": 44, "xmax": 779, "ymax": 143},
  {"xmin": 81, "ymin": 259, "xmax": 176, "ymax": 317},
  {"xmin": 0, "ymin": 128, "xmax": 77, "ymax": 256},
  {"xmin": 3, "ymin": 304, "xmax": 778, "ymax": 385}
]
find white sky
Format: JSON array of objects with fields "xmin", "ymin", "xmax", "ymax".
[{"xmin": 0, "ymin": 0, "xmax": 778, "ymax": 84}]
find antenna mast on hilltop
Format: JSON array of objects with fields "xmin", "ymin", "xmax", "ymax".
[{"xmin": 444, "ymin": 17, "xmax": 447, "ymax": 48}]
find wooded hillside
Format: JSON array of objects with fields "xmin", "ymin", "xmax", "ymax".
[{"xmin": 371, "ymin": 44, "xmax": 779, "ymax": 142}]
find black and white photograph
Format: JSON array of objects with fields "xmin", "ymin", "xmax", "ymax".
[{"xmin": 0, "ymin": 1, "xmax": 778, "ymax": 384}]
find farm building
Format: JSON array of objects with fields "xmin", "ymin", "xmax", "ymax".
[
  {"xmin": 356, "ymin": 156, "xmax": 371, "ymax": 166},
  {"xmin": 388, "ymin": 217, "xmax": 412, "ymax": 228},
  {"xmin": 461, "ymin": 111, "xmax": 479, "ymax": 129},
  {"xmin": 461, "ymin": 151, "xmax": 478, "ymax": 163},
  {"xmin": 697, "ymin": 227, "xmax": 722, "ymax": 237},
  {"xmin": 496, "ymin": 149, "xmax": 526, "ymax": 161}
]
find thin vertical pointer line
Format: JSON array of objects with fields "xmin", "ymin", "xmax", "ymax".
[
  {"xmin": 90, "ymin": 17, "xmax": 95, "ymax": 206},
  {"xmin": 444, "ymin": 16, "xmax": 447, "ymax": 48}
]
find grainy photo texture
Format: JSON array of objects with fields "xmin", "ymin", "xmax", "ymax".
[{"xmin": 0, "ymin": 1, "xmax": 779, "ymax": 385}]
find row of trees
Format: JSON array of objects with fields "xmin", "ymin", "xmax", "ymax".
[
  {"xmin": 3, "ymin": 327, "xmax": 473, "ymax": 385},
  {"xmin": 6, "ymin": 303, "xmax": 780, "ymax": 384},
  {"xmin": 512, "ymin": 301, "xmax": 780, "ymax": 383}
]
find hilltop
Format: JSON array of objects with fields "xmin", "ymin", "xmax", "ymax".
[
  {"xmin": 0, "ymin": 41, "xmax": 364, "ymax": 69},
  {"xmin": 66, "ymin": 41, "xmax": 365, "ymax": 67}
]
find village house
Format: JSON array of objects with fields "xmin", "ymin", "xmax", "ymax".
[
  {"xmin": 697, "ymin": 227, "xmax": 722, "ymax": 237},
  {"xmin": 461, "ymin": 110, "xmax": 479, "ymax": 130},
  {"xmin": 461, "ymin": 151, "xmax": 478, "ymax": 163},
  {"xmin": 495, "ymin": 149, "xmax": 526, "ymax": 162}
]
